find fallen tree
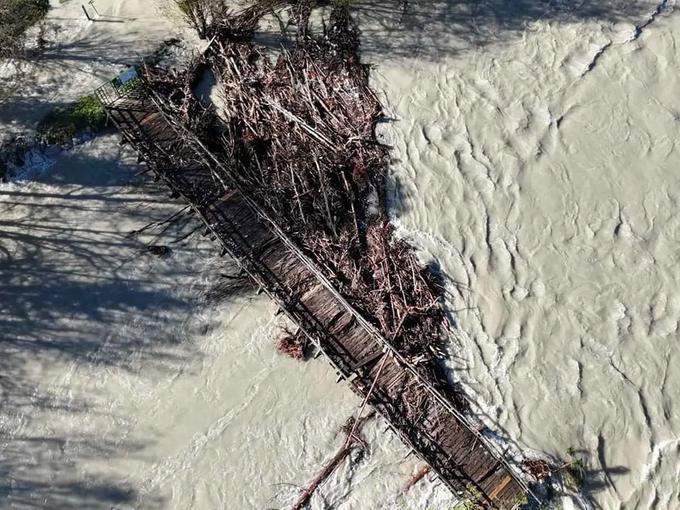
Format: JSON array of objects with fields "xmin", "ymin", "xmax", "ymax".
[{"xmin": 292, "ymin": 411, "xmax": 375, "ymax": 510}]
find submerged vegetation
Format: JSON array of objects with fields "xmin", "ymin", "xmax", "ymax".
[
  {"xmin": 38, "ymin": 95, "xmax": 107, "ymax": 144},
  {"xmin": 561, "ymin": 449, "xmax": 587, "ymax": 492}
]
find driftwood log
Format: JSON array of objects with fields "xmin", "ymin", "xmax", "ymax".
[{"xmin": 292, "ymin": 411, "xmax": 375, "ymax": 510}]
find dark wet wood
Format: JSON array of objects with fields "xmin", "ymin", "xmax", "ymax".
[{"xmin": 99, "ymin": 90, "xmax": 530, "ymax": 509}]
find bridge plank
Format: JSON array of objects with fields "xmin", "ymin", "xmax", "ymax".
[{"xmin": 100, "ymin": 92, "xmax": 529, "ymax": 509}]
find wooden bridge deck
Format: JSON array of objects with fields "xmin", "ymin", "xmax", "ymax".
[{"xmin": 99, "ymin": 88, "xmax": 530, "ymax": 509}]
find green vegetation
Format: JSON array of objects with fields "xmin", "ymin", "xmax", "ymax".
[
  {"xmin": 562, "ymin": 457, "xmax": 585, "ymax": 492},
  {"xmin": 451, "ymin": 484, "xmax": 485, "ymax": 510},
  {"xmin": 0, "ymin": 0, "xmax": 50, "ymax": 57},
  {"xmin": 559, "ymin": 447, "xmax": 587, "ymax": 492},
  {"xmin": 38, "ymin": 95, "xmax": 107, "ymax": 144}
]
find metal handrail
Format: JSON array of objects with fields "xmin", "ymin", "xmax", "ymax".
[{"xmin": 142, "ymin": 88, "xmax": 537, "ymax": 504}]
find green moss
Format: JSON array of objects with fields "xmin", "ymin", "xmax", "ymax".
[{"xmin": 38, "ymin": 95, "xmax": 107, "ymax": 144}]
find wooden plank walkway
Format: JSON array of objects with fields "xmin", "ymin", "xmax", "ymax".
[{"xmin": 98, "ymin": 86, "xmax": 532, "ymax": 509}]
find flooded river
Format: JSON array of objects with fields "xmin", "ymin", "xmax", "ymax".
[{"xmin": 2, "ymin": 1, "xmax": 679, "ymax": 509}]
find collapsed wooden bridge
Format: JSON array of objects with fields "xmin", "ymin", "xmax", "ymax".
[{"xmin": 96, "ymin": 79, "xmax": 533, "ymax": 509}]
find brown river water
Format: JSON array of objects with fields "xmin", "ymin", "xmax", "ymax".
[{"xmin": 1, "ymin": 1, "xmax": 679, "ymax": 508}]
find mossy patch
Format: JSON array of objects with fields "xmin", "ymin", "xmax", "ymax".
[{"xmin": 38, "ymin": 95, "xmax": 107, "ymax": 144}]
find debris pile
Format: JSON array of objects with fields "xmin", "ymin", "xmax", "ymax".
[{"xmin": 143, "ymin": 0, "xmax": 456, "ymax": 401}]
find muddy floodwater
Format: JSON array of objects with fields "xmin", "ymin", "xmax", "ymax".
[
  {"xmin": 2, "ymin": 0, "xmax": 680, "ymax": 509},
  {"xmin": 364, "ymin": 0, "xmax": 680, "ymax": 507}
]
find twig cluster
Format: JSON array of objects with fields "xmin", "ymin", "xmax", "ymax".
[
  {"xmin": 224, "ymin": 5, "xmax": 443, "ymax": 356},
  {"xmin": 144, "ymin": 1, "xmax": 449, "ymax": 368}
]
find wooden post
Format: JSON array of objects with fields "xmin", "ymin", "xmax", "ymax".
[{"xmin": 81, "ymin": 5, "xmax": 91, "ymax": 21}]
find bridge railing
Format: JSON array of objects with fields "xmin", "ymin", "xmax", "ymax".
[
  {"xmin": 94, "ymin": 67, "xmax": 142, "ymax": 106},
  {"xmin": 97, "ymin": 78, "xmax": 536, "ymax": 504},
  {"xmin": 140, "ymin": 89, "xmax": 537, "ymax": 504}
]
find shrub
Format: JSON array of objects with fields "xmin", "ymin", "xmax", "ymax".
[
  {"xmin": 38, "ymin": 95, "xmax": 107, "ymax": 144},
  {"xmin": 173, "ymin": 0, "xmax": 225, "ymax": 38}
]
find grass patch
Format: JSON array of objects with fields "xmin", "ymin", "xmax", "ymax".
[
  {"xmin": 558, "ymin": 447, "xmax": 587, "ymax": 493},
  {"xmin": 562, "ymin": 458, "xmax": 585, "ymax": 492},
  {"xmin": 38, "ymin": 95, "xmax": 107, "ymax": 144}
]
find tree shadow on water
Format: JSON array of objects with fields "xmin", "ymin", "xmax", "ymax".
[
  {"xmin": 0, "ymin": 144, "xmax": 251, "ymax": 508},
  {"xmin": 353, "ymin": 0, "xmax": 671, "ymax": 60},
  {"xmin": 0, "ymin": 432, "xmax": 164, "ymax": 509}
]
